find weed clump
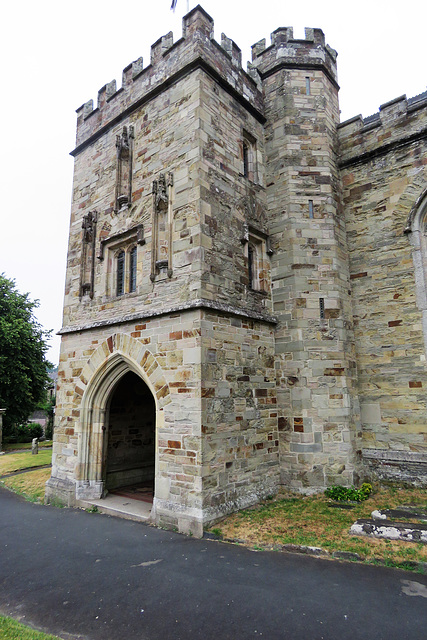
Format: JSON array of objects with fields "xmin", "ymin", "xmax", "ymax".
[{"xmin": 325, "ymin": 483, "xmax": 372, "ymax": 502}]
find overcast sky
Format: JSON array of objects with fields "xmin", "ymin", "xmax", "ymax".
[{"xmin": 1, "ymin": 0, "xmax": 426, "ymax": 364}]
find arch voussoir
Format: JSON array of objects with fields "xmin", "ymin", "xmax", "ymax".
[
  {"xmin": 78, "ymin": 333, "xmax": 171, "ymax": 409},
  {"xmin": 395, "ymin": 172, "xmax": 427, "ymax": 233}
]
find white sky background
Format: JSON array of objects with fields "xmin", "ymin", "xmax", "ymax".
[{"xmin": 1, "ymin": 0, "xmax": 426, "ymax": 364}]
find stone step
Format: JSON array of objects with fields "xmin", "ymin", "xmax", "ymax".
[
  {"xmin": 350, "ymin": 519, "xmax": 427, "ymax": 544},
  {"xmin": 77, "ymin": 495, "xmax": 152, "ymax": 523}
]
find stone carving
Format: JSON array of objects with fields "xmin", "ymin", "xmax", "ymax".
[
  {"xmin": 240, "ymin": 190, "xmax": 265, "ymax": 227},
  {"xmin": 151, "ymin": 172, "xmax": 174, "ymax": 281},
  {"xmin": 115, "ymin": 125, "xmax": 134, "ymax": 213},
  {"xmin": 154, "ymin": 173, "xmax": 169, "ymax": 210},
  {"xmin": 80, "ymin": 211, "xmax": 97, "ymax": 299},
  {"xmin": 136, "ymin": 224, "xmax": 146, "ymax": 246},
  {"xmin": 240, "ymin": 222, "xmax": 249, "ymax": 245},
  {"xmin": 82, "ymin": 210, "xmax": 96, "ymax": 243}
]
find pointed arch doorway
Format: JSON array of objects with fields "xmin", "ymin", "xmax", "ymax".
[{"xmin": 105, "ymin": 370, "xmax": 156, "ymax": 502}]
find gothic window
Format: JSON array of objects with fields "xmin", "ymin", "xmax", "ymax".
[
  {"xmin": 116, "ymin": 250, "xmax": 125, "ymax": 296},
  {"xmin": 407, "ymin": 190, "xmax": 427, "ymax": 354},
  {"xmin": 116, "ymin": 246, "xmax": 138, "ymax": 297},
  {"xmin": 243, "ymin": 229, "xmax": 269, "ymax": 292},
  {"xmin": 129, "ymin": 246, "xmax": 137, "ymax": 293},
  {"xmin": 242, "ymin": 131, "xmax": 257, "ymax": 183},
  {"xmin": 248, "ymin": 242, "xmax": 256, "ymax": 289},
  {"xmin": 243, "ymin": 141, "xmax": 249, "ymax": 177},
  {"xmin": 248, "ymin": 238, "xmax": 263, "ymax": 290},
  {"xmin": 98, "ymin": 225, "xmax": 144, "ymax": 298}
]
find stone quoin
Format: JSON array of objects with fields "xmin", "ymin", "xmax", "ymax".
[{"xmin": 46, "ymin": 5, "xmax": 427, "ymax": 537}]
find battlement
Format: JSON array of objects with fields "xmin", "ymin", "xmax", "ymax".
[
  {"xmin": 73, "ymin": 5, "xmax": 263, "ymax": 154},
  {"xmin": 339, "ymin": 90, "xmax": 427, "ymax": 134},
  {"xmin": 250, "ymin": 26, "xmax": 338, "ymax": 86},
  {"xmin": 338, "ymin": 90, "xmax": 427, "ymax": 166}
]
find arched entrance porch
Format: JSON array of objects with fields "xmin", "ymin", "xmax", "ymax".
[
  {"xmin": 105, "ymin": 370, "xmax": 155, "ymax": 502},
  {"xmin": 74, "ymin": 342, "xmax": 167, "ymax": 506}
]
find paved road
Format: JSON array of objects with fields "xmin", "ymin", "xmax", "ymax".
[{"xmin": 1, "ymin": 487, "xmax": 426, "ymax": 640}]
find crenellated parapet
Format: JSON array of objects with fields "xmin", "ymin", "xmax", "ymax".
[
  {"xmin": 249, "ymin": 26, "xmax": 338, "ymax": 86},
  {"xmin": 338, "ymin": 90, "xmax": 427, "ymax": 167},
  {"xmin": 73, "ymin": 5, "xmax": 264, "ymax": 154}
]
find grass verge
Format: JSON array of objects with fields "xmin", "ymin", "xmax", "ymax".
[
  {"xmin": 208, "ymin": 486, "xmax": 427, "ymax": 570},
  {"xmin": 0, "ymin": 467, "xmax": 51, "ymax": 503},
  {"xmin": 0, "ymin": 450, "xmax": 52, "ymax": 476},
  {"xmin": 0, "ymin": 615, "xmax": 63, "ymax": 639},
  {"xmin": 3, "ymin": 441, "xmax": 53, "ymax": 452}
]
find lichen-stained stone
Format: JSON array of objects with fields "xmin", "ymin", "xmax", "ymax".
[{"xmin": 47, "ymin": 5, "xmax": 427, "ymax": 536}]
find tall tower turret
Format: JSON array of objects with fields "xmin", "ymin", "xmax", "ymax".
[{"xmin": 252, "ymin": 28, "xmax": 359, "ymax": 489}]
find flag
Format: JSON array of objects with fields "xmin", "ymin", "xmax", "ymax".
[{"xmin": 171, "ymin": 0, "xmax": 178, "ymax": 10}]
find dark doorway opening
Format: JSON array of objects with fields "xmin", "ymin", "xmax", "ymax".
[{"xmin": 105, "ymin": 371, "xmax": 155, "ymax": 502}]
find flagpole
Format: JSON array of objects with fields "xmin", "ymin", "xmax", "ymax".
[{"xmin": 171, "ymin": 0, "xmax": 191, "ymax": 13}]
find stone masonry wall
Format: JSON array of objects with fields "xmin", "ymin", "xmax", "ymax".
[
  {"xmin": 49, "ymin": 6, "xmax": 282, "ymax": 535},
  {"xmin": 197, "ymin": 71, "xmax": 272, "ymax": 318},
  {"xmin": 339, "ymin": 93, "xmax": 427, "ymax": 480},
  {"xmin": 49, "ymin": 5, "xmax": 427, "ymax": 538},
  {"xmin": 200, "ymin": 311, "xmax": 279, "ymax": 520},
  {"xmin": 74, "ymin": 8, "xmax": 262, "ymax": 152},
  {"xmin": 64, "ymin": 67, "xmax": 203, "ymax": 330},
  {"xmin": 252, "ymin": 29, "xmax": 359, "ymax": 490},
  {"xmin": 62, "ymin": 5, "xmax": 271, "ymax": 333},
  {"xmin": 50, "ymin": 312, "xmax": 203, "ymax": 533},
  {"xmin": 49, "ymin": 307, "xmax": 280, "ymax": 534}
]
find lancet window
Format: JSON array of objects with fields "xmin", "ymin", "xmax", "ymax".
[{"xmin": 242, "ymin": 131, "xmax": 257, "ymax": 183}]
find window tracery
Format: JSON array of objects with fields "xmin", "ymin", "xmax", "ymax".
[{"xmin": 116, "ymin": 250, "xmax": 125, "ymax": 296}]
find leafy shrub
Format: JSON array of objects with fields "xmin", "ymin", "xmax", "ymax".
[
  {"xmin": 325, "ymin": 483, "xmax": 372, "ymax": 502},
  {"xmin": 359, "ymin": 482, "xmax": 373, "ymax": 500},
  {"xmin": 44, "ymin": 422, "xmax": 53, "ymax": 440},
  {"xmin": 14, "ymin": 423, "xmax": 44, "ymax": 443}
]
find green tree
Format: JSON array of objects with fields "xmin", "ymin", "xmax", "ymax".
[
  {"xmin": 36, "ymin": 389, "xmax": 56, "ymax": 439},
  {"xmin": 0, "ymin": 274, "xmax": 52, "ymax": 437}
]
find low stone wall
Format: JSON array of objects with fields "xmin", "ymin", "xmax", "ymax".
[{"xmin": 362, "ymin": 449, "xmax": 427, "ymax": 486}]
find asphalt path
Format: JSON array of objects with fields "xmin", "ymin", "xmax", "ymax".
[{"xmin": 1, "ymin": 486, "xmax": 426, "ymax": 640}]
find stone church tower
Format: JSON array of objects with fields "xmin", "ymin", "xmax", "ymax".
[{"xmin": 46, "ymin": 5, "xmax": 427, "ymax": 536}]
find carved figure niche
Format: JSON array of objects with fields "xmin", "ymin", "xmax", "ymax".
[
  {"xmin": 80, "ymin": 211, "xmax": 97, "ymax": 299},
  {"xmin": 115, "ymin": 125, "xmax": 134, "ymax": 212},
  {"xmin": 151, "ymin": 173, "xmax": 173, "ymax": 281}
]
